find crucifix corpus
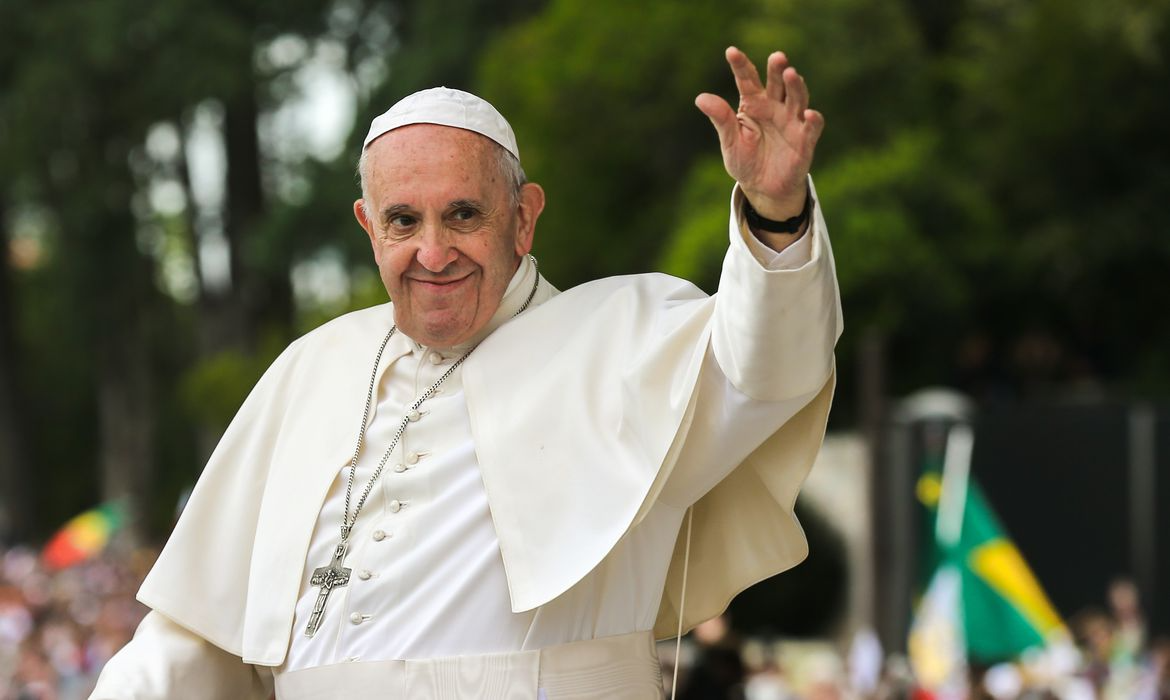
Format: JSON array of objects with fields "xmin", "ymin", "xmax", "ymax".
[{"xmin": 305, "ymin": 541, "xmax": 352, "ymax": 637}]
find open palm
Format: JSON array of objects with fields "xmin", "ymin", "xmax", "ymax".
[{"xmin": 696, "ymin": 47, "xmax": 824, "ymax": 221}]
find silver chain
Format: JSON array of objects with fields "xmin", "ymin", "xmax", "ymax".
[{"xmin": 339, "ymin": 256, "xmax": 540, "ymax": 543}]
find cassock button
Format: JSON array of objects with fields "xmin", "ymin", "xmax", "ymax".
[
  {"xmin": 393, "ymin": 463, "xmax": 406, "ymax": 473},
  {"xmin": 429, "ymin": 352, "xmax": 443, "ymax": 365},
  {"xmin": 372, "ymin": 529, "xmax": 386, "ymax": 542},
  {"xmin": 349, "ymin": 612, "xmax": 363, "ymax": 625},
  {"xmin": 407, "ymin": 409, "xmax": 421, "ymax": 422},
  {"xmin": 358, "ymin": 569, "xmax": 372, "ymax": 581},
  {"xmin": 389, "ymin": 500, "xmax": 402, "ymax": 513},
  {"xmin": 406, "ymin": 452, "xmax": 420, "ymax": 465}
]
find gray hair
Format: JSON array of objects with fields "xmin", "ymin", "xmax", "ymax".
[{"xmin": 357, "ymin": 138, "xmax": 527, "ymax": 220}]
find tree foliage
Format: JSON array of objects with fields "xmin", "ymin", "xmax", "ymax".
[
  {"xmin": 476, "ymin": 0, "xmax": 749, "ymax": 285},
  {"xmin": 474, "ymin": 0, "xmax": 1170, "ymax": 401}
]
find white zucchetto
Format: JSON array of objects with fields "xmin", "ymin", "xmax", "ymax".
[{"xmin": 362, "ymin": 87, "xmax": 520, "ymax": 161}]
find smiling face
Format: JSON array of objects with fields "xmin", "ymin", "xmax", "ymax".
[{"xmin": 354, "ymin": 124, "xmax": 544, "ymax": 347}]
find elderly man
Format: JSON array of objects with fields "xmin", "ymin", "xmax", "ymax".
[{"xmin": 91, "ymin": 46, "xmax": 841, "ymax": 699}]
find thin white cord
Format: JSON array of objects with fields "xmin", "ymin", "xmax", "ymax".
[{"xmin": 670, "ymin": 507, "xmax": 694, "ymax": 700}]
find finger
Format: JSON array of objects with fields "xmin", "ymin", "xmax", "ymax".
[
  {"xmin": 784, "ymin": 67, "xmax": 810, "ymax": 120},
  {"xmin": 803, "ymin": 109, "xmax": 825, "ymax": 147},
  {"xmin": 695, "ymin": 93, "xmax": 738, "ymax": 150},
  {"xmin": 725, "ymin": 46, "xmax": 764, "ymax": 100},
  {"xmin": 765, "ymin": 51, "xmax": 789, "ymax": 103}
]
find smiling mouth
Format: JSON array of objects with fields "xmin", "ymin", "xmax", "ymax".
[{"xmin": 409, "ymin": 273, "xmax": 473, "ymax": 291}]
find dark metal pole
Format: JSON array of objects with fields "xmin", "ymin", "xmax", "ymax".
[{"xmin": 1128, "ymin": 403, "xmax": 1157, "ymax": 624}]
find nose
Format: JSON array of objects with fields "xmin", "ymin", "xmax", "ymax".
[{"xmin": 414, "ymin": 222, "xmax": 458, "ymax": 273}]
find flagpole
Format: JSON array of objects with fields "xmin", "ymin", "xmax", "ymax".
[{"xmin": 937, "ymin": 423, "xmax": 974, "ymax": 549}]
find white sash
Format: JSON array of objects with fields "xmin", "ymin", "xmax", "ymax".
[{"xmin": 273, "ymin": 631, "xmax": 662, "ymax": 700}]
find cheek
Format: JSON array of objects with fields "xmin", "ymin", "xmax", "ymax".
[
  {"xmin": 378, "ymin": 245, "xmax": 411, "ymax": 277},
  {"xmin": 479, "ymin": 254, "xmax": 513, "ymax": 296},
  {"xmin": 484, "ymin": 228, "xmax": 522, "ymax": 280}
]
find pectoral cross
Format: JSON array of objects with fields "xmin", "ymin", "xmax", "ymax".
[{"xmin": 304, "ymin": 541, "xmax": 352, "ymax": 637}]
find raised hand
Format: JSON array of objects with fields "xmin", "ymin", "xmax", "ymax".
[{"xmin": 696, "ymin": 47, "xmax": 824, "ymax": 223}]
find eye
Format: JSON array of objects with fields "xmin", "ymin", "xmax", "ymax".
[
  {"xmin": 389, "ymin": 214, "xmax": 416, "ymax": 228},
  {"xmin": 452, "ymin": 208, "xmax": 476, "ymax": 222}
]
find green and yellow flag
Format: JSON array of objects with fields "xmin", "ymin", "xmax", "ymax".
[{"xmin": 910, "ymin": 424, "xmax": 1064, "ymax": 690}]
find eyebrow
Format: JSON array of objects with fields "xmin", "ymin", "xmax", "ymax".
[
  {"xmin": 448, "ymin": 199, "xmax": 487, "ymax": 213},
  {"xmin": 379, "ymin": 203, "xmax": 413, "ymax": 227}
]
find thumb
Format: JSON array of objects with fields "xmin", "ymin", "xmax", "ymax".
[{"xmin": 695, "ymin": 93, "xmax": 737, "ymax": 151}]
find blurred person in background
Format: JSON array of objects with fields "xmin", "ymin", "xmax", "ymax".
[
  {"xmin": 1146, "ymin": 637, "xmax": 1170, "ymax": 700},
  {"xmin": 876, "ymin": 654, "xmax": 916, "ymax": 700},
  {"xmin": 1106, "ymin": 578, "xmax": 1145, "ymax": 666},
  {"xmin": 8, "ymin": 639, "xmax": 58, "ymax": 700},
  {"xmin": 678, "ymin": 615, "xmax": 746, "ymax": 700},
  {"xmin": 90, "ymin": 46, "xmax": 841, "ymax": 699},
  {"xmin": 1071, "ymin": 607, "xmax": 1114, "ymax": 695},
  {"xmin": 741, "ymin": 639, "xmax": 795, "ymax": 700}
]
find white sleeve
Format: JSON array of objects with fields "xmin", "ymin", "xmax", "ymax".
[
  {"xmin": 659, "ymin": 182, "xmax": 840, "ymax": 507},
  {"xmin": 741, "ymin": 213, "xmax": 814, "ymax": 270},
  {"xmin": 659, "ymin": 346, "xmax": 820, "ymax": 506},
  {"xmin": 711, "ymin": 182, "xmax": 840, "ymax": 401},
  {"xmin": 89, "ymin": 611, "xmax": 274, "ymax": 700}
]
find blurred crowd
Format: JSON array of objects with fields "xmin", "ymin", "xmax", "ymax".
[
  {"xmin": 663, "ymin": 581, "xmax": 1170, "ymax": 700},
  {"xmin": 0, "ymin": 546, "xmax": 149, "ymax": 700},
  {"xmin": 2, "ymin": 543, "xmax": 1166, "ymax": 700}
]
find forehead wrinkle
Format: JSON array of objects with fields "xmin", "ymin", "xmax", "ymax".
[
  {"xmin": 369, "ymin": 127, "xmax": 495, "ymax": 173},
  {"xmin": 363, "ymin": 126, "xmax": 507, "ymax": 211},
  {"xmin": 448, "ymin": 198, "xmax": 490, "ymax": 212}
]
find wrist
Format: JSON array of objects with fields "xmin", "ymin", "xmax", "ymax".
[
  {"xmin": 741, "ymin": 178, "xmax": 810, "ymax": 221},
  {"xmin": 743, "ymin": 187, "xmax": 813, "ymax": 234}
]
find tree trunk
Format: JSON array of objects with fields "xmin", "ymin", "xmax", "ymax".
[
  {"xmin": 223, "ymin": 82, "xmax": 292, "ymax": 346},
  {"xmin": 92, "ymin": 206, "xmax": 157, "ymax": 544},
  {"xmin": 52, "ymin": 140, "xmax": 159, "ymax": 542},
  {"xmin": 97, "ymin": 317, "xmax": 154, "ymax": 542},
  {"xmin": 0, "ymin": 196, "xmax": 32, "ymax": 542}
]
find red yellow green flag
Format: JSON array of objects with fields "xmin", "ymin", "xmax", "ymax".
[{"xmin": 41, "ymin": 502, "xmax": 125, "ymax": 570}]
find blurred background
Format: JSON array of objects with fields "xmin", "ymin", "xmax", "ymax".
[{"xmin": 0, "ymin": 0, "xmax": 1167, "ymax": 697}]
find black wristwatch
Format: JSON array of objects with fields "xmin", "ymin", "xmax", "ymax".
[{"xmin": 743, "ymin": 190, "xmax": 813, "ymax": 234}]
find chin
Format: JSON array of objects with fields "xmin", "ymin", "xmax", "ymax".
[{"xmin": 419, "ymin": 319, "xmax": 476, "ymax": 347}]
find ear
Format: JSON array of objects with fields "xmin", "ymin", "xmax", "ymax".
[
  {"xmin": 514, "ymin": 183, "xmax": 545, "ymax": 256},
  {"xmin": 354, "ymin": 199, "xmax": 381, "ymax": 264}
]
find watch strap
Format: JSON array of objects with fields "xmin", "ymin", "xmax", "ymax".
[{"xmin": 743, "ymin": 190, "xmax": 813, "ymax": 234}]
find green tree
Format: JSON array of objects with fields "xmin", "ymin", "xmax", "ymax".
[
  {"xmin": 948, "ymin": 0, "xmax": 1170, "ymax": 396},
  {"xmin": 477, "ymin": 0, "xmax": 750, "ymax": 287}
]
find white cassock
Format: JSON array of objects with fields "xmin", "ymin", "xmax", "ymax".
[{"xmin": 91, "ymin": 186, "xmax": 842, "ymax": 699}]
